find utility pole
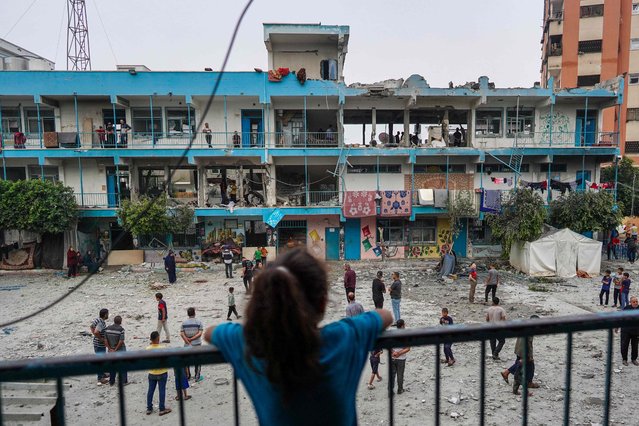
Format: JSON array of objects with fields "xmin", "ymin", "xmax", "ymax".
[
  {"xmin": 67, "ymin": 0, "xmax": 91, "ymax": 70},
  {"xmin": 632, "ymin": 173, "xmax": 636, "ymax": 217}
]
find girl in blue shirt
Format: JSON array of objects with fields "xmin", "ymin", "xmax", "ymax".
[{"xmin": 205, "ymin": 249, "xmax": 393, "ymax": 425}]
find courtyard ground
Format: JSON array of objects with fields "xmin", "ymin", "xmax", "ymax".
[{"xmin": 0, "ymin": 257, "xmax": 637, "ymax": 425}]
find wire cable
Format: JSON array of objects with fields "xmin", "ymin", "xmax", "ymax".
[
  {"xmin": 3, "ymin": 0, "xmax": 40, "ymax": 38},
  {"xmin": 53, "ymin": 0, "xmax": 67, "ymax": 67},
  {"xmin": 0, "ymin": 0, "xmax": 255, "ymax": 329},
  {"xmin": 90, "ymin": 0, "xmax": 119, "ymax": 66}
]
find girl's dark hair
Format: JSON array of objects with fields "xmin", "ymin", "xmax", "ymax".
[{"xmin": 244, "ymin": 248, "xmax": 328, "ymax": 393}]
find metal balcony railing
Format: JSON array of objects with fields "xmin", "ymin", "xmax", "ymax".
[
  {"xmin": 0, "ymin": 312, "xmax": 638, "ymax": 425},
  {"xmin": 474, "ymin": 131, "xmax": 619, "ymax": 148},
  {"xmin": 74, "ymin": 193, "xmax": 120, "ymax": 208}
]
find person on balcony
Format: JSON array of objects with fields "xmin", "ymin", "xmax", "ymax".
[
  {"xmin": 232, "ymin": 131, "xmax": 241, "ymax": 147},
  {"xmin": 203, "ymin": 122, "xmax": 213, "ymax": 148},
  {"xmin": 106, "ymin": 122, "xmax": 115, "ymax": 147},
  {"xmin": 326, "ymin": 124, "xmax": 335, "ymax": 141},
  {"xmin": 96, "ymin": 126, "xmax": 106, "ymax": 148},
  {"xmin": 453, "ymin": 128, "xmax": 462, "ymax": 147},
  {"xmin": 118, "ymin": 119, "xmax": 131, "ymax": 148},
  {"xmin": 204, "ymin": 249, "xmax": 393, "ymax": 425}
]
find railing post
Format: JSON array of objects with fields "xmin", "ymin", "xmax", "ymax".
[
  {"xmin": 387, "ymin": 349, "xmax": 394, "ymax": 426},
  {"xmin": 117, "ymin": 368, "xmax": 127, "ymax": 426},
  {"xmin": 150, "ymin": 95, "xmax": 155, "ymax": 147},
  {"xmin": 55, "ymin": 377, "xmax": 66, "ymax": 425},
  {"xmin": 36, "ymin": 101, "xmax": 43, "ymax": 149},
  {"xmin": 233, "ymin": 370, "xmax": 240, "ymax": 426},
  {"xmin": 177, "ymin": 367, "xmax": 186, "ymax": 426},
  {"xmin": 563, "ymin": 332, "xmax": 573, "ymax": 426},
  {"xmin": 522, "ymin": 336, "xmax": 529, "ymax": 426},
  {"xmin": 479, "ymin": 340, "xmax": 486, "ymax": 426},
  {"xmin": 603, "ymin": 328, "xmax": 613, "ymax": 425},
  {"xmin": 435, "ymin": 344, "xmax": 441, "ymax": 426}
]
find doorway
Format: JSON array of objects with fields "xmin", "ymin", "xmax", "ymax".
[{"xmin": 241, "ymin": 110, "xmax": 263, "ymax": 147}]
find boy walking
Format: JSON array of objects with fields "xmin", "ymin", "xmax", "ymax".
[
  {"xmin": 600, "ymin": 269, "xmax": 612, "ymax": 306},
  {"xmin": 146, "ymin": 331, "xmax": 171, "ymax": 416},
  {"xmin": 90, "ymin": 308, "xmax": 109, "ymax": 385},
  {"xmin": 484, "ymin": 264, "xmax": 499, "ymax": 303},
  {"xmin": 226, "ymin": 287, "xmax": 242, "ymax": 321},
  {"xmin": 440, "ymin": 308, "xmax": 455, "ymax": 366},
  {"xmin": 156, "ymin": 293, "xmax": 170, "ymax": 343},
  {"xmin": 613, "ymin": 267, "xmax": 624, "ymax": 307},
  {"xmin": 241, "ymin": 257, "xmax": 254, "ymax": 293},
  {"xmin": 367, "ymin": 347, "xmax": 383, "ymax": 390},
  {"xmin": 486, "ymin": 297, "xmax": 507, "ymax": 360}
]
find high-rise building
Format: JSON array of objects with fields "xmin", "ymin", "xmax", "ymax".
[{"xmin": 541, "ymin": 0, "xmax": 636, "ymax": 154}]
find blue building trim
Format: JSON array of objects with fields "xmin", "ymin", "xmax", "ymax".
[{"xmin": 78, "ymin": 209, "xmax": 117, "ymax": 218}]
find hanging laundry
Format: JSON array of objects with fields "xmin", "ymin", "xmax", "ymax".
[
  {"xmin": 480, "ymin": 190, "xmax": 501, "ymax": 213},
  {"xmin": 380, "ymin": 190, "xmax": 412, "ymax": 217},
  {"xmin": 550, "ymin": 179, "xmax": 572, "ymax": 195},
  {"xmin": 343, "ymin": 191, "xmax": 376, "ymax": 218},
  {"xmin": 524, "ymin": 180, "xmax": 547, "ymax": 193},
  {"xmin": 490, "ymin": 177, "xmax": 509, "ymax": 184},
  {"xmin": 433, "ymin": 189, "xmax": 448, "ymax": 208}
]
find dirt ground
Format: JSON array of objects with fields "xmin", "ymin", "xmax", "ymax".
[{"xmin": 0, "ymin": 257, "xmax": 637, "ymax": 425}]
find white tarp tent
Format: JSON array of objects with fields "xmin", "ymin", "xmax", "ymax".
[{"xmin": 509, "ymin": 228, "xmax": 602, "ymax": 278}]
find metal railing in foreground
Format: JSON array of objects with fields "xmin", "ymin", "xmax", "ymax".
[{"xmin": 1, "ymin": 311, "xmax": 638, "ymax": 426}]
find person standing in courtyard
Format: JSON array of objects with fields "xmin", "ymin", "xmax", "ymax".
[
  {"xmin": 90, "ymin": 308, "xmax": 109, "ymax": 385},
  {"xmin": 204, "ymin": 249, "xmax": 393, "ymax": 425},
  {"xmin": 156, "ymin": 293, "xmax": 170, "ymax": 343},
  {"xmin": 613, "ymin": 267, "xmax": 624, "ymax": 307},
  {"xmin": 67, "ymin": 246, "xmax": 79, "ymax": 278},
  {"xmin": 390, "ymin": 272, "xmax": 402, "ymax": 324},
  {"xmin": 501, "ymin": 315, "xmax": 540, "ymax": 394},
  {"xmin": 105, "ymin": 315, "xmax": 128, "ymax": 386},
  {"xmin": 222, "ymin": 246, "xmax": 234, "ymax": 279},
  {"xmin": 621, "ymin": 272, "xmax": 632, "ymax": 309},
  {"xmin": 226, "ymin": 287, "xmax": 242, "ymax": 321},
  {"xmin": 486, "ymin": 297, "xmax": 507, "ymax": 360},
  {"xmin": 372, "ymin": 271, "xmax": 386, "ymax": 309},
  {"xmin": 616, "ymin": 296, "xmax": 639, "ymax": 366},
  {"xmin": 146, "ymin": 331, "xmax": 171, "ymax": 416},
  {"xmin": 600, "ymin": 269, "xmax": 612, "ymax": 307},
  {"xmin": 345, "ymin": 292, "xmax": 364, "ymax": 317},
  {"xmin": 180, "ymin": 307, "xmax": 204, "ymax": 382},
  {"xmin": 627, "ymin": 234, "xmax": 637, "ymax": 264},
  {"xmin": 484, "ymin": 264, "xmax": 500, "ymax": 303},
  {"xmin": 260, "ymin": 246, "xmax": 268, "ymax": 266},
  {"xmin": 241, "ymin": 256, "xmax": 254, "ymax": 293},
  {"xmin": 164, "ymin": 250, "xmax": 177, "ymax": 284},
  {"xmin": 254, "ymin": 247, "xmax": 262, "ymax": 264},
  {"xmin": 439, "ymin": 308, "xmax": 455, "ymax": 366},
  {"xmin": 367, "ymin": 347, "xmax": 383, "ymax": 390},
  {"xmin": 344, "ymin": 263, "xmax": 357, "ymax": 301},
  {"xmin": 389, "ymin": 319, "xmax": 410, "ymax": 395},
  {"xmin": 468, "ymin": 262, "xmax": 478, "ymax": 303}
]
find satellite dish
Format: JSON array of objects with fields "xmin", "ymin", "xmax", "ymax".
[{"xmin": 378, "ymin": 132, "xmax": 389, "ymax": 144}]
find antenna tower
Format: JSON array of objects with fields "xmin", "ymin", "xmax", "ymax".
[{"xmin": 66, "ymin": 0, "xmax": 91, "ymax": 70}]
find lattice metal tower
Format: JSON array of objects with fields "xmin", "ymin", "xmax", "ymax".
[{"xmin": 66, "ymin": 0, "xmax": 91, "ymax": 70}]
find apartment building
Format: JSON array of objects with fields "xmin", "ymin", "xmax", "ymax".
[
  {"xmin": 541, "ymin": 0, "xmax": 637, "ymax": 155},
  {"xmin": 0, "ymin": 23, "xmax": 623, "ymax": 262}
]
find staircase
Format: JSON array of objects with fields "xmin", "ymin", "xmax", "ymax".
[
  {"xmin": 1, "ymin": 381, "xmax": 71, "ymax": 424},
  {"xmin": 486, "ymin": 137, "xmax": 525, "ymax": 176}
]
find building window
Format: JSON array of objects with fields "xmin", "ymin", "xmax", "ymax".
[
  {"xmin": 319, "ymin": 59, "xmax": 338, "ymax": 81},
  {"xmin": 469, "ymin": 218, "xmax": 496, "ymax": 245},
  {"xmin": 139, "ymin": 168, "xmax": 166, "ymax": 197},
  {"xmin": 102, "ymin": 109, "xmax": 126, "ymax": 126},
  {"xmin": 5, "ymin": 167, "xmax": 26, "ymax": 181},
  {"xmin": 411, "ymin": 219, "xmax": 437, "ymax": 244},
  {"xmin": 414, "ymin": 164, "xmax": 466, "ymax": 173},
  {"xmin": 131, "ymin": 108, "xmax": 161, "ymax": 134},
  {"xmin": 580, "ymin": 4, "xmax": 604, "ymax": 18},
  {"xmin": 378, "ymin": 219, "xmax": 406, "ymax": 246},
  {"xmin": 168, "ymin": 168, "xmax": 197, "ymax": 201},
  {"xmin": 28, "ymin": 165, "xmax": 59, "ymax": 182},
  {"xmin": 477, "ymin": 164, "xmax": 530, "ymax": 173},
  {"xmin": 627, "ymin": 108, "xmax": 639, "ymax": 122},
  {"xmin": 1, "ymin": 108, "xmax": 21, "ymax": 133},
  {"xmin": 626, "ymin": 141, "xmax": 639, "ymax": 153},
  {"xmin": 549, "ymin": 35, "xmax": 563, "ymax": 56},
  {"xmin": 633, "ymin": 3, "xmax": 639, "ymax": 14},
  {"xmin": 630, "ymin": 74, "xmax": 639, "ymax": 85},
  {"xmin": 166, "ymin": 107, "xmax": 195, "ymax": 134},
  {"xmin": 578, "ymin": 39, "xmax": 602, "ymax": 54},
  {"xmin": 24, "ymin": 108, "xmax": 55, "ymax": 133},
  {"xmin": 475, "ymin": 110, "xmax": 502, "ymax": 136},
  {"xmin": 347, "ymin": 164, "xmax": 401, "ymax": 174},
  {"xmin": 577, "ymin": 75, "xmax": 600, "ymax": 86},
  {"xmin": 544, "ymin": 163, "xmax": 567, "ymax": 173},
  {"xmin": 631, "ymin": 38, "xmax": 639, "ymax": 50},
  {"xmin": 506, "ymin": 108, "xmax": 535, "ymax": 136}
]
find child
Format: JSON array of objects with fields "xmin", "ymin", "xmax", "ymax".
[
  {"xmin": 613, "ymin": 267, "xmax": 624, "ymax": 307},
  {"xmin": 621, "ymin": 272, "xmax": 632, "ymax": 309},
  {"xmin": 439, "ymin": 308, "xmax": 455, "ymax": 366},
  {"xmin": 367, "ymin": 348, "xmax": 383, "ymax": 390},
  {"xmin": 468, "ymin": 263, "xmax": 478, "ymax": 303},
  {"xmin": 156, "ymin": 293, "xmax": 170, "ymax": 343},
  {"xmin": 600, "ymin": 269, "xmax": 612, "ymax": 306},
  {"xmin": 226, "ymin": 287, "xmax": 242, "ymax": 321},
  {"xmin": 174, "ymin": 367, "xmax": 191, "ymax": 401}
]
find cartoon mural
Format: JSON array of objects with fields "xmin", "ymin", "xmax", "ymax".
[
  {"xmin": 407, "ymin": 218, "xmax": 452, "ymax": 259},
  {"xmin": 539, "ymin": 111, "xmax": 571, "ymax": 145}
]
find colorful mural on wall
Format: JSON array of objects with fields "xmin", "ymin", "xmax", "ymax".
[{"xmin": 407, "ymin": 218, "xmax": 452, "ymax": 259}]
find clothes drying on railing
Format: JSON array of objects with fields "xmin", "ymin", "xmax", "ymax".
[
  {"xmin": 490, "ymin": 177, "xmax": 512, "ymax": 186},
  {"xmin": 480, "ymin": 189, "xmax": 501, "ymax": 213},
  {"xmin": 550, "ymin": 179, "xmax": 576, "ymax": 194},
  {"xmin": 433, "ymin": 189, "xmax": 448, "ymax": 208},
  {"xmin": 343, "ymin": 191, "xmax": 376, "ymax": 218},
  {"xmin": 380, "ymin": 190, "xmax": 412, "ymax": 217},
  {"xmin": 520, "ymin": 179, "xmax": 548, "ymax": 193},
  {"xmin": 584, "ymin": 181, "xmax": 614, "ymax": 190}
]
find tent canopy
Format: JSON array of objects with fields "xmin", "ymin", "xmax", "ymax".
[{"xmin": 509, "ymin": 228, "xmax": 602, "ymax": 278}]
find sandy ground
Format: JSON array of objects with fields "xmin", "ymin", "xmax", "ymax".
[{"xmin": 1, "ymin": 258, "xmax": 638, "ymax": 425}]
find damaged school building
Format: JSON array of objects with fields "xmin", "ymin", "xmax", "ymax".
[{"xmin": 0, "ymin": 23, "xmax": 624, "ymax": 264}]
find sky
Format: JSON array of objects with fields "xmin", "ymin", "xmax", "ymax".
[{"xmin": 1, "ymin": 0, "xmax": 544, "ymax": 88}]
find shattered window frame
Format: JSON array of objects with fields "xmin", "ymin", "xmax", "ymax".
[
  {"xmin": 475, "ymin": 110, "xmax": 503, "ymax": 137},
  {"xmin": 506, "ymin": 108, "xmax": 535, "ymax": 136},
  {"xmin": 410, "ymin": 219, "xmax": 437, "ymax": 244},
  {"xmin": 377, "ymin": 219, "xmax": 406, "ymax": 246},
  {"xmin": 28, "ymin": 165, "xmax": 59, "ymax": 182}
]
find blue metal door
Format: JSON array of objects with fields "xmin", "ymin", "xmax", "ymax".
[
  {"xmin": 576, "ymin": 170, "xmax": 592, "ymax": 191},
  {"xmin": 344, "ymin": 219, "xmax": 361, "ymax": 260},
  {"xmin": 106, "ymin": 173, "xmax": 117, "ymax": 207},
  {"xmin": 575, "ymin": 112, "xmax": 597, "ymax": 146},
  {"xmin": 325, "ymin": 227, "xmax": 339, "ymax": 260},
  {"xmin": 241, "ymin": 110, "xmax": 263, "ymax": 147}
]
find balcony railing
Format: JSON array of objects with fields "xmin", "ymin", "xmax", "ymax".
[
  {"xmin": 474, "ymin": 131, "xmax": 618, "ymax": 148},
  {"xmin": 74, "ymin": 193, "xmax": 120, "ymax": 208},
  {"xmin": 272, "ymin": 131, "xmax": 338, "ymax": 147},
  {"xmin": 0, "ymin": 311, "xmax": 638, "ymax": 425}
]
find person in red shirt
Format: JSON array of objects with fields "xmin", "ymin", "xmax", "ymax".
[
  {"xmin": 67, "ymin": 247, "xmax": 79, "ymax": 278},
  {"xmin": 344, "ymin": 263, "xmax": 357, "ymax": 302}
]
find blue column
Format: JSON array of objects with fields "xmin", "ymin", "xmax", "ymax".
[
  {"xmin": 224, "ymin": 95, "xmax": 228, "ymax": 146},
  {"xmin": 303, "ymin": 96, "xmax": 307, "ymax": 146},
  {"xmin": 150, "ymin": 95, "xmax": 155, "ymax": 146},
  {"xmin": 445, "ymin": 156, "xmax": 449, "ymax": 191},
  {"xmin": 187, "ymin": 102, "xmax": 192, "ymax": 142},
  {"xmin": 0, "ymin": 101, "xmax": 5, "ymax": 179},
  {"xmin": 36, "ymin": 101, "xmax": 43, "ymax": 149},
  {"xmin": 75, "ymin": 95, "xmax": 84, "ymax": 204}
]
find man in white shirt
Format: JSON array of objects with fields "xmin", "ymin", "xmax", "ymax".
[{"xmin": 180, "ymin": 307, "xmax": 204, "ymax": 382}]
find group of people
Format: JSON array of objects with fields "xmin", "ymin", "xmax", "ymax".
[
  {"xmin": 607, "ymin": 225, "xmax": 638, "ymax": 263},
  {"xmin": 95, "ymin": 119, "xmax": 131, "ymax": 148},
  {"xmin": 66, "ymin": 246, "xmax": 101, "ymax": 277}
]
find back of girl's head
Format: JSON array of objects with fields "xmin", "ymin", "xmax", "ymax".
[{"xmin": 244, "ymin": 248, "xmax": 328, "ymax": 393}]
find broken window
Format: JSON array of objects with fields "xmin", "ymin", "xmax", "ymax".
[
  {"xmin": 629, "ymin": 74, "xmax": 639, "ymax": 85},
  {"xmin": 28, "ymin": 165, "xmax": 59, "ymax": 182},
  {"xmin": 378, "ymin": 219, "xmax": 406, "ymax": 247},
  {"xmin": 632, "ymin": 38, "xmax": 639, "ymax": 50},
  {"xmin": 506, "ymin": 108, "xmax": 535, "ymax": 136},
  {"xmin": 477, "ymin": 164, "xmax": 530, "ymax": 173},
  {"xmin": 24, "ymin": 107, "xmax": 55, "ymax": 133},
  {"xmin": 166, "ymin": 107, "xmax": 195, "ymax": 134},
  {"xmin": 634, "ymin": 3, "xmax": 639, "ymax": 15},
  {"xmin": 627, "ymin": 108, "xmax": 639, "ymax": 122},
  {"xmin": 549, "ymin": 35, "xmax": 563, "ymax": 56},
  {"xmin": 475, "ymin": 110, "xmax": 502, "ymax": 136},
  {"xmin": 577, "ymin": 75, "xmax": 600, "ymax": 86},
  {"xmin": 580, "ymin": 4, "xmax": 604, "ymax": 18},
  {"xmin": 132, "ymin": 108, "xmax": 162, "ymax": 134},
  {"xmin": 102, "ymin": 109, "xmax": 125, "ymax": 126},
  {"xmin": 319, "ymin": 59, "xmax": 338, "ymax": 80},
  {"xmin": 139, "ymin": 168, "xmax": 166, "ymax": 197},
  {"xmin": 411, "ymin": 219, "xmax": 437, "ymax": 244},
  {"xmin": 469, "ymin": 219, "xmax": 497, "ymax": 245},
  {"xmin": 168, "ymin": 168, "xmax": 198, "ymax": 203},
  {"xmin": 347, "ymin": 164, "xmax": 401, "ymax": 174},
  {"xmin": 1, "ymin": 108, "xmax": 21, "ymax": 133},
  {"xmin": 578, "ymin": 39, "xmax": 602, "ymax": 54},
  {"xmin": 277, "ymin": 220, "xmax": 307, "ymax": 253}
]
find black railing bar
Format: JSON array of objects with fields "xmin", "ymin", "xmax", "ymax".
[
  {"xmin": 0, "ymin": 382, "xmax": 4, "ymax": 426},
  {"xmin": 563, "ymin": 333, "xmax": 572, "ymax": 426},
  {"xmin": 233, "ymin": 371, "xmax": 240, "ymax": 426},
  {"xmin": 479, "ymin": 340, "xmax": 485, "ymax": 426},
  {"xmin": 177, "ymin": 368, "xmax": 186, "ymax": 426},
  {"xmin": 377, "ymin": 312, "xmax": 639, "ymax": 348},
  {"xmin": 603, "ymin": 329, "xmax": 613, "ymax": 425},
  {"xmin": 0, "ymin": 346, "xmax": 225, "ymax": 382},
  {"xmin": 56, "ymin": 376, "xmax": 65, "ymax": 426},
  {"xmin": 118, "ymin": 369, "xmax": 126, "ymax": 426},
  {"xmin": 387, "ymin": 350, "xmax": 393, "ymax": 426},
  {"xmin": 522, "ymin": 336, "xmax": 528, "ymax": 426},
  {"xmin": 435, "ymin": 344, "xmax": 440, "ymax": 426}
]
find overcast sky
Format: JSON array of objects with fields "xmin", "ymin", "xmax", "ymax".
[{"xmin": 1, "ymin": 0, "xmax": 543, "ymax": 88}]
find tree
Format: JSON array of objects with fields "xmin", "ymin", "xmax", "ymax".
[
  {"xmin": 169, "ymin": 204, "xmax": 195, "ymax": 235},
  {"xmin": 117, "ymin": 195, "xmax": 171, "ymax": 237},
  {"xmin": 601, "ymin": 156, "xmax": 635, "ymax": 216},
  {"xmin": 0, "ymin": 179, "xmax": 78, "ymax": 233},
  {"xmin": 447, "ymin": 190, "xmax": 477, "ymax": 240},
  {"xmin": 486, "ymin": 189, "xmax": 547, "ymax": 257},
  {"xmin": 549, "ymin": 191, "xmax": 623, "ymax": 233}
]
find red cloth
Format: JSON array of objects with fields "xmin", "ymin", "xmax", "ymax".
[
  {"xmin": 344, "ymin": 269, "xmax": 356, "ymax": 289},
  {"xmin": 379, "ymin": 190, "xmax": 412, "ymax": 217},
  {"xmin": 343, "ymin": 191, "xmax": 376, "ymax": 218},
  {"xmin": 67, "ymin": 249, "xmax": 78, "ymax": 266}
]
